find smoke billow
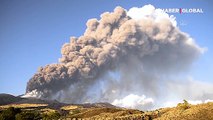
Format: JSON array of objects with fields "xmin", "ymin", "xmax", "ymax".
[{"xmin": 25, "ymin": 5, "xmax": 205, "ymax": 110}]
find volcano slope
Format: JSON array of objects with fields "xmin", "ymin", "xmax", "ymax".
[{"xmin": 0, "ymin": 95, "xmax": 213, "ymax": 120}]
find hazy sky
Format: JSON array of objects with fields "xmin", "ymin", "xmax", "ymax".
[{"xmin": 0, "ymin": 0, "xmax": 213, "ymax": 95}]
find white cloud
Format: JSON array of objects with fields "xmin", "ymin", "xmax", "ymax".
[
  {"xmin": 112, "ymin": 94, "xmax": 154, "ymax": 110},
  {"xmin": 162, "ymin": 101, "xmax": 179, "ymax": 108},
  {"xmin": 21, "ymin": 89, "xmax": 43, "ymax": 98},
  {"xmin": 188, "ymin": 100, "xmax": 202, "ymax": 105},
  {"xmin": 127, "ymin": 4, "xmax": 177, "ymax": 26},
  {"xmin": 162, "ymin": 99, "xmax": 213, "ymax": 108},
  {"xmin": 205, "ymin": 99, "xmax": 213, "ymax": 103}
]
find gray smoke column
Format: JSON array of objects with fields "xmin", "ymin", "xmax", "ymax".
[{"xmin": 25, "ymin": 5, "xmax": 204, "ymax": 108}]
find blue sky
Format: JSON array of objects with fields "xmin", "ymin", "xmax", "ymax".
[{"xmin": 0, "ymin": 0, "xmax": 212, "ymax": 95}]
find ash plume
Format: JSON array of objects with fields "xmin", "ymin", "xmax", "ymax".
[{"xmin": 25, "ymin": 5, "xmax": 204, "ymax": 109}]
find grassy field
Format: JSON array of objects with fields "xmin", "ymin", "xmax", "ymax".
[
  {"xmin": 0, "ymin": 103, "xmax": 48, "ymax": 109},
  {"xmin": 0, "ymin": 101, "xmax": 213, "ymax": 119}
]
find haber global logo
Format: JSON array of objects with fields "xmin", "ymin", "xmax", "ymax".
[{"xmin": 160, "ymin": 8, "xmax": 204, "ymax": 14}]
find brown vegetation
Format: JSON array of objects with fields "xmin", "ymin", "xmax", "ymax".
[{"xmin": 0, "ymin": 99, "xmax": 213, "ymax": 120}]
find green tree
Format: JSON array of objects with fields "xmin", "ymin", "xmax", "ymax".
[
  {"xmin": 0, "ymin": 107, "xmax": 21, "ymax": 120},
  {"xmin": 15, "ymin": 111, "xmax": 41, "ymax": 120},
  {"xmin": 42, "ymin": 112, "xmax": 60, "ymax": 120}
]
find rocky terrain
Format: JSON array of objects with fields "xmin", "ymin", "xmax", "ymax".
[{"xmin": 0, "ymin": 94, "xmax": 213, "ymax": 120}]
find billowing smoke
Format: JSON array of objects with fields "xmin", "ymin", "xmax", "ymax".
[{"xmin": 25, "ymin": 5, "xmax": 206, "ymax": 110}]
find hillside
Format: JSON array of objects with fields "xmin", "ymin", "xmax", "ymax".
[
  {"xmin": 0, "ymin": 94, "xmax": 22, "ymax": 105},
  {"xmin": 0, "ymin": 94, "xmax": 213, "ymax": 119},
  {"xmin": 154, "ymin": 102, "xmax": 213, "ymax": 120}
]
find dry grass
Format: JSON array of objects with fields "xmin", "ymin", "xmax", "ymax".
[
  {"xmin": 0, "ymin": 103, "xmax": 48, "ymax": 109},
  {"xmin": 40, "ymin": 108, "xmax": 56, "ymax": 114},
  {"xmin": 68, "ymin": 107, "xmax": 143, "ymax": 119},
  {"xmin": 0, "ymin": 100, "xmax": 212, "ymax": 120},
  {"xmin": 155, "ymin": 102, "xmax": 213, "ymax": 120},
  {"xmin": 61, "ymin": 105, "xmax": 79, "ymax": 110},
  {"xmin": 65, "ymin": 102, "xmax": 213, "ymax": 120}
]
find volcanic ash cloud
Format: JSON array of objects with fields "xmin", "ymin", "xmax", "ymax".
[{"xmin": 25, "ymin": 5, "xmax": 204, "ymax": 109}]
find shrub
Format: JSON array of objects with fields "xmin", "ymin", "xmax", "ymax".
[
  {"xmin": 70, "ymin": 109, "xmax": 80, "ymax": 115},
  {"xmin": 15, "ymin": 111, "xmax": 41, "ymax": 120},
  {"xmin": 42, "ymin": 112, "xmax": 60, "ymax": 120},
  {"xmin": 0, "ymin": 107, "xmax": 21, "ymax": 120},
  {"xmin": 177, "ymin": 99, "xmax": 190, "ymax": 110}
]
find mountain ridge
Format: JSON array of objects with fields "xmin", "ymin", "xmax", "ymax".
[{"xmin": 0, "ymin": 93, "xmax": 213, "ymax": 120}]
